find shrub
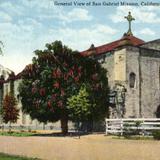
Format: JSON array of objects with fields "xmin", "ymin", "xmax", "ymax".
[
  {"xmin": 134, "ymin": 121, "xmax": 142, "ymax": 135},
  {"xmin": 123, "ymin": 123, "xmax": 133, "ymax": 138},
  {"xmin": 152, "ymin": 130, "xmax": 160, "ymax": 140}
]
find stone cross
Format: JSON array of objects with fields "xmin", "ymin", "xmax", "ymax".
[{"xmin": 124, "ymin": 12, "xmax": 135, "ymax": 36}]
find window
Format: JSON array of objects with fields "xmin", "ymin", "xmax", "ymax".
[
  {"xmin": 129, "ymin": 72, "xmax": 136, "ymax": 88},
  {"xmin": 17, "ymin": 94, "xmax": 20, "ymax": 101}
]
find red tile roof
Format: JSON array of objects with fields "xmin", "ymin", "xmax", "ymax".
[{"xmin": 81, "ymin": 35, "xmax": 145, "ymax": 57}]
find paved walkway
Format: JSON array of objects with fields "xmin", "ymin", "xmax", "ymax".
[{"xmin": 0, "ymin": 134, "xmax": 159, "ymax": 160}]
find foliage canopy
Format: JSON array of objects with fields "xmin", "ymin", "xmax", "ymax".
[{"xmin": 19, "ymin": 41, "xmax": 109, "ymax": 133}]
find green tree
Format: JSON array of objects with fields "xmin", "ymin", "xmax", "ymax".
[
  {"xmin": 19, "ymin": 41, "xmax": 109, "ymax": 134},
  {"xmin": 2, "ymin": 93, "xmax": 19, "ymax": 131},
  {"xmin": 67, "ymin": 85, "xmax": 92, "ymax": 123}
]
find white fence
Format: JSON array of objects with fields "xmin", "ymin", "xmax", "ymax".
[{"xmin": 105, "ymin": 118, "xmax": 160, "ymax": 135}]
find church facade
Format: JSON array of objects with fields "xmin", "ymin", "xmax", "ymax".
[
  {"xmin": 81, "ymin": 12, "xmax": 160, "ymax": 119},
  {"xmin": 0, "ymin": 12, "xmax": 160, "ymax": 127},
  {"xmin": 82, "ymin": 37, "xmax": 160, "ymax": 118}
]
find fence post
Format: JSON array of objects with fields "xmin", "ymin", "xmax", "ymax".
[
  {"xmin": 141, "ymin": 120, "xmax": 145, "ymax": 136},
  {"xmin": 105, "ymin": 119, "xmax": 108, "ymax": 135},
  {"xmin": 120, "ymin": 119, "xmax": 123, "ymax": 136}
]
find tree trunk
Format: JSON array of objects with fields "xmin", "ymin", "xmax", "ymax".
[
  {"xmin": 43, "ymin": 123, "xmax": 45, "ymax": 130},
  {"xmin": 60, "ymin": 116, "xmax": 68, "ymax": 135},
  {"xmin": 9, "ymin": 122, "xmax": 11, "ymax": 133}
]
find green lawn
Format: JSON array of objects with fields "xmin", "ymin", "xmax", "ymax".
[
  {"xmin": 0, "ymin": 131, "xmax": 36, "ymax": 137},
  {"xmin": 0, "ymin": 153, "xmax": 40, "ymax": 160}
]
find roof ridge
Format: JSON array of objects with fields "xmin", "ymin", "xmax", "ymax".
[{"xmin": 81, "ymin": 35, "xmax": 145, "ymax": 57}]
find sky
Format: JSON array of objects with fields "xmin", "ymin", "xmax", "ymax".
[{"xmin": 0, "ymin": 0, "xmax": 159, "ymax": 74}]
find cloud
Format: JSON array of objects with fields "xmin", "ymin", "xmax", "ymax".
[
  {"xmin": 37, "ymin": 8, "xmax": 93, "ymax": 23},
  {"xmin": 17, "ymin": 18, "xmax": 42, "ymax": 30},
  {"xmin": 0, "ymin": 11, "xmax": 12, "ymax": 22},
  {"xmin": 60, "ymin": 8, "xmax": 93, "ymax": 22},
  {"xmin": 0, "ymin": 0, "xmax": 59, "ymax": 22},
  {"xmin": 21, "ymin": 0, "xmax": 93, "ymax": 23},
  {"xmin": 21, "ymin": 0, "xmax": 54, "ymax": 9},
  {"xmin": 45, "ymin": 24, "xmax": 117, "ymax": 51},
  {"xmin": 0, "ymin": 19, "xmax": 43, "ymax": 74},
  {"xmin": 139, "ymin": 28, "xmax": 155, "ymax": 36},
  {"xmin": 0, "ymin": 1, "xmax": 92, "ymax": 24},
  {"xmin": 0, "ymin": 1, "xmax": 25, "ymax": 16},
  {"xmin": 110, "ymin": 6, "xmax": 160, "ymax": 23}
]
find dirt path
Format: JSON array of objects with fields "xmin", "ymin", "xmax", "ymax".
[{"xmin": 0, "ymin": 134, "xmax": 159, "ymax": 160}]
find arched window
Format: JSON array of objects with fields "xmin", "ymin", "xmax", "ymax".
[
  {"xmin": 17, "ymin": 94, "xmax": 20, "ymax": 102},
  {"xmin": 156, "ymin": 105, "xmax": 160, "ymax": 118},
  {"xmin": 129, "ymin": 72, "xmax": 136, "ymax": 88}
]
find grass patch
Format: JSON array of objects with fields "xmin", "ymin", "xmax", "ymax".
[
  {"xmin": 0, "ymin": 153, "xmax": 40, "ymax": 160},
  {"xmin": 0, "ymin": 131, "xmax": 35, "ymax": 137}
]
